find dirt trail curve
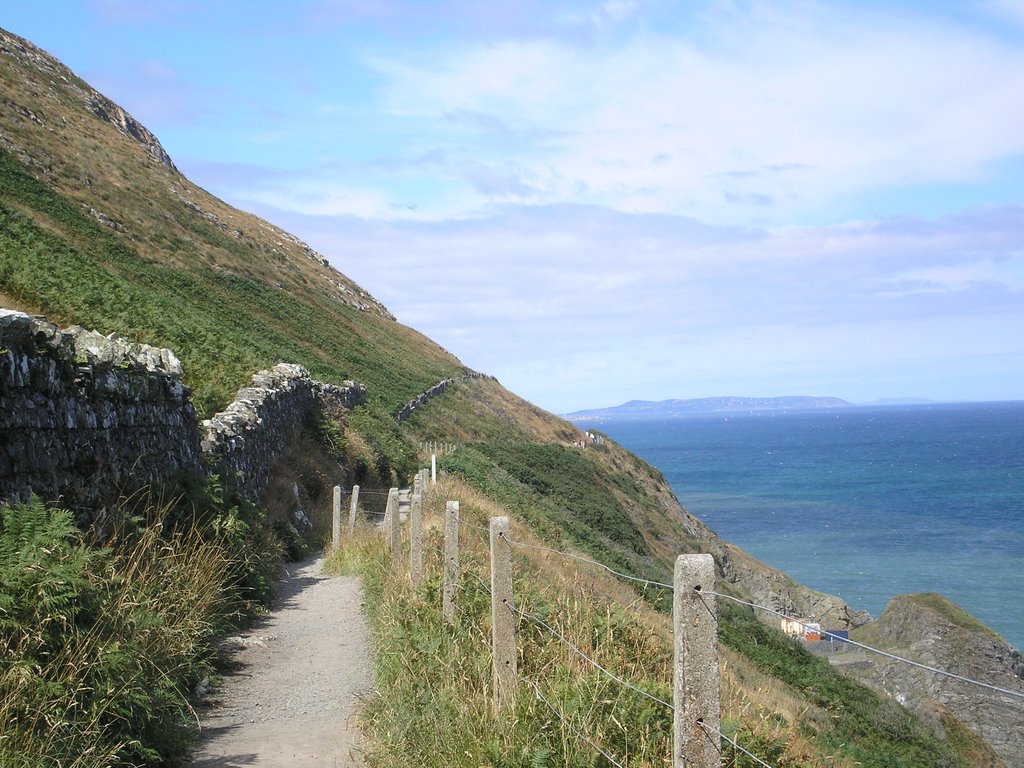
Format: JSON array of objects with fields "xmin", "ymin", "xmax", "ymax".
[{"xmin": 189, "ymin": 555, "xmax": 373, "ymax": 767}]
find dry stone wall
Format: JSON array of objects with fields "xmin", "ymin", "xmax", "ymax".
[
  {"xmin": 0, "ymin": 310, "xmax": 200, "ymax": 521},
  {"xmin": 0, "ymin": 310, "xmax": 365, "ymax": 520},
  {"xmin": 395, "ymin": 372, "xmax": 494, "ymax": 422},
  {"xmin": 202, "ymin": 364, "xmax": 365, "ymax": 502}
]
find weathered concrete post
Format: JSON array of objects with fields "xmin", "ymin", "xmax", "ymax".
[
  {"xmin": 348, "ymin": 484, "xmax": 360, "ymax": 536},
  {"xmin": 431, "ymin": 454, "xmax": 437, "ymax": 485},
  {"xmin": 332, "ymin": 485, "xmax": 342, "ymax": 551},
  {"xmin": 489, "ymin": 516, "xmax": 517, "ymax": 713},
  {"xmin": 443, "ymin": 500, "xmax": 460, "ymax": 624},
  {"xmin": 673, "ymin": 554, "xmax": 720, "ymax": 768},
  {"xmin": 410, "ymin": 491, "xmax": 424, "ymax": 586},
  {"xmin": 384, "ymin": 487, "xmax": 399, "ymax": 556}
]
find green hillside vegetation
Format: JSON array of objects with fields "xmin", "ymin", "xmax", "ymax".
[{"xmin": 0, "ymin": 27, "xmax": 986, "ymax": 768}]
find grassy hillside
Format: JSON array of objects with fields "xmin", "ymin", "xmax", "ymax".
[{"xmin": 0, "ymin": 26, "xmax": 988, "ymax": 768}]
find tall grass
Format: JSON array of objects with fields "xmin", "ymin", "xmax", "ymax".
[
  {"xmin": 327, "ymin": 477, "xmax": 820, "ymax": 768},
  {"xmin": 0, "ymin": 497, "xmax": 261, "ymax": 767}
]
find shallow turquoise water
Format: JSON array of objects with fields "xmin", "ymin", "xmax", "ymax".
[{"xmin": 587, "ymin": 402, "xmax": 1024, "ymax": 649}]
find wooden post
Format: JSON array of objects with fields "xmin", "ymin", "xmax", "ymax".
[
  {"xmin": 348, "ymin": 484, "xmax": 360, "ymax": 536},
  {"xmin": 332, "ymin": 485, "xmax": 342, "ymax": 551},
  {"xmin": 443, "ymin": 501, "xmax": 460, "ymax": 624},
  {"xmin": 431, "ymin": 454, "xmax": 437, "ymax": 485},
  {"xmin": 410, "ymin": 491, "xmax": 423, "ymax": 586},
  {"xmin": 384, "ymin": 487, "xmax": 399, "ymax": 555},
  {"xmin": 490, "ymin": 516, "xmax": 516, "ymax": 713},
  {"xmin": 673, "ymin": 554, "xmax": 720, "ymax": 768}
]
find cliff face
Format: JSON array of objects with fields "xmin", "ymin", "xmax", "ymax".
[{"xmin": 842, "ymin": 594, "xmax": 1024, "ymax": 767}]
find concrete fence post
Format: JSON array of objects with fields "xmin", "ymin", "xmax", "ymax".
[
  {"xmin": 348, "ymin": 484, "xmax": 360, "ymax": 536},
  {"xmin": 332, "ymin": 485, "xmax": 342, "ymax": 551},
  {"xmin": 489, "ymin": 515, "xmax": 517, "ymax": 714},
  {"xmin": 384, "ymin": 487, "xmax": 399, "ymax": 555},
  {"xmin": 431, "ymin": 454, "xmax": 437, "ymax": 485},
  {"xmin": 410, "ymin": 491, "xmax": 424, "ymax": 586},
  {"xmin": 673, "ymin": 554, "xmax": 720, "ymax": 768},
  {"xmin": 443, "ymin": 500, "xmax": 460, "ymax": 624}
]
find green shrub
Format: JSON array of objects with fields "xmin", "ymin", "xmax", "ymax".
[{"xmin": 0, "ymin": 496, "xmax": 267, "ymax": 766}]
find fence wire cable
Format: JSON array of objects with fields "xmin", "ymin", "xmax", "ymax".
[
  {"xmin": 698, "ymin": 721, "xmax": 779, "ymax": 768},
  {"xmin": 706, "ymin": 590, "xmax": 1024, "ymax": 702},
  {"xmin": 518, "ymin": 673, "xmax": 629, "ymax": 768},
  {"xmin": 465, "ymin": 568, "xmax": 491, "ymax": 595},
  {"xmin": 455, "ymin": 515, "xmax": 492, "ymax": 536},
  {"xmin": 508, "ymin": 603, "xmax": 675, "ymax": 712},
  {"xmin": 498, "ymin": 533, "xmax": 673, "ymax": 591}
]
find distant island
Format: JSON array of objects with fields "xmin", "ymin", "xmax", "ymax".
[{"xmin": 566, "ymin": 395, "xmax": 856, "ymax": 421}]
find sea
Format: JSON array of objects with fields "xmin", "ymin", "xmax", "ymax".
[{"xmin": 587, "ymin": 401, "xmax": 1024, "ymax": 650}]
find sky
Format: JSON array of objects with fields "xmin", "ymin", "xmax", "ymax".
[{"xmin": 3, "ymin": 1, "xmax": 1024, "ymax": 413}]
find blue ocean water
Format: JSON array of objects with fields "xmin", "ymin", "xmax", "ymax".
[{"xmin": 591, "ymin": 402, "xmax": 1024, "ymax": 649}]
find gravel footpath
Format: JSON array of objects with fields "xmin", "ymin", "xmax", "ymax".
[{"xmin": 189, "ymin": 555, "xmax": 373, "ymax": 767}]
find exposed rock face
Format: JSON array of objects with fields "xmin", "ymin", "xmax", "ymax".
[
  {"xmin": 670, "ymin": 498, "xmax": 871, "ymax": 630},
  {"xmin": 841, "ymin": 594, "xmax": 1024, "ymax": 767},
  {"xmin": 0, "ymin": 28, "xmax": 178, "ymax": 173},
  {"xmin": 718, "ymin": 543, "xmax": 872, "ymax": 630},
  {"xmin": 85, "ymin": 91, "xmax": 178, "ymax": 172},
  {"xmin": 0, "ymin": 311, "xmax": 365, "ymax": 519}
]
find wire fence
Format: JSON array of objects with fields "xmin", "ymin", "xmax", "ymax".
[
  {"xmin": 519, "ymin": 673, "xmax": 629, "ymax": 768},
  {"xmin": 698, "ymin": 721, "xmax": 777, "ymax": 768},
  {"xmin": 494, "ymin": 523, "xmax": 1024, "ymax": 705},
  {"xmin": 508, "ymin": 602, "xmax": 674, "ymax": 712},
  {"xmin": 359, "ymin": 478, "xmax": 1024, "ymax": 768}
]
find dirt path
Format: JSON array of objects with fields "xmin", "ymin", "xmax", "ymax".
[{"xmin": 189, "ymin": 555, "xmax": 373, "ymax": 767}]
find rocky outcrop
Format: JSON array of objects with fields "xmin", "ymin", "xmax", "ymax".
[
  {"xmin": 668, "ymin": 497, "xmax": 871, "ymax": 630},
  {"xmin": 86, "ymin": 91, "xmax": 178, "ymax": 172},
  {"xmin": 717, "ymin": 542, "xmax": 872, "ymax": 630},
  {"xmin": 0, "ymin": 311, "xmax": 365, "ymax": 519},
  {"xmin": 0, "ymin": 28, "xmax": 177, "ymax": 173},
  {"xmin": 0, "ymin": 310, "xmax": 200, "ymax": 522},
  {"xmin": 841, "ymin": 594, "xmax": 1024, "ymax": 767},
  {"xmin": 202, "ymin": 364, "xmax": 365, "ymax": 501}
]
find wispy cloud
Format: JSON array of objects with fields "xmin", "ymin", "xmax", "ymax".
[
  {"xmin": 355, "ymin": 2, "xmax": 1024, "ymax": 224},
  {"xmin": 256, "ymin": 201, "xmax": 1024, "ymax": 409}
]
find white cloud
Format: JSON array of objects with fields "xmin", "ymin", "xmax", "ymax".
[
  {"xmin": 262, "ymin": 202, "xmax": 1024, "ymax": 411},
  {"xmin": 360, "ymin": 3, "xmax": 1024, "ymax": 224},
  {"xmin": 240, "ymin": 180, "xmax": 401, "ymax": 219}
]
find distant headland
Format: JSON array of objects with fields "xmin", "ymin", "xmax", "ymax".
[{"xmin": 563, "ymin": 395, "xmax": 936, "ymax": 421}]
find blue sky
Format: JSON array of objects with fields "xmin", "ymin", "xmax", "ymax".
[{"xmin": 4, "ymin": 1, "xmax": 1024, "ymax": 412}]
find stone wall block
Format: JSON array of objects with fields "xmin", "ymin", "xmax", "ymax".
[{"xmin": 1, "ymin": 312, "xmax": 366, "ymax": 516}]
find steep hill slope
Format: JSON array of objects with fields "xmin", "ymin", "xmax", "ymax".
[
  {"xmin": 0, "ymin": 26, "xmax": 1004, "ymax": 767},
  {"xmin": 0, "ymin": 28, "xmax": 458, "ymax": 422}
]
